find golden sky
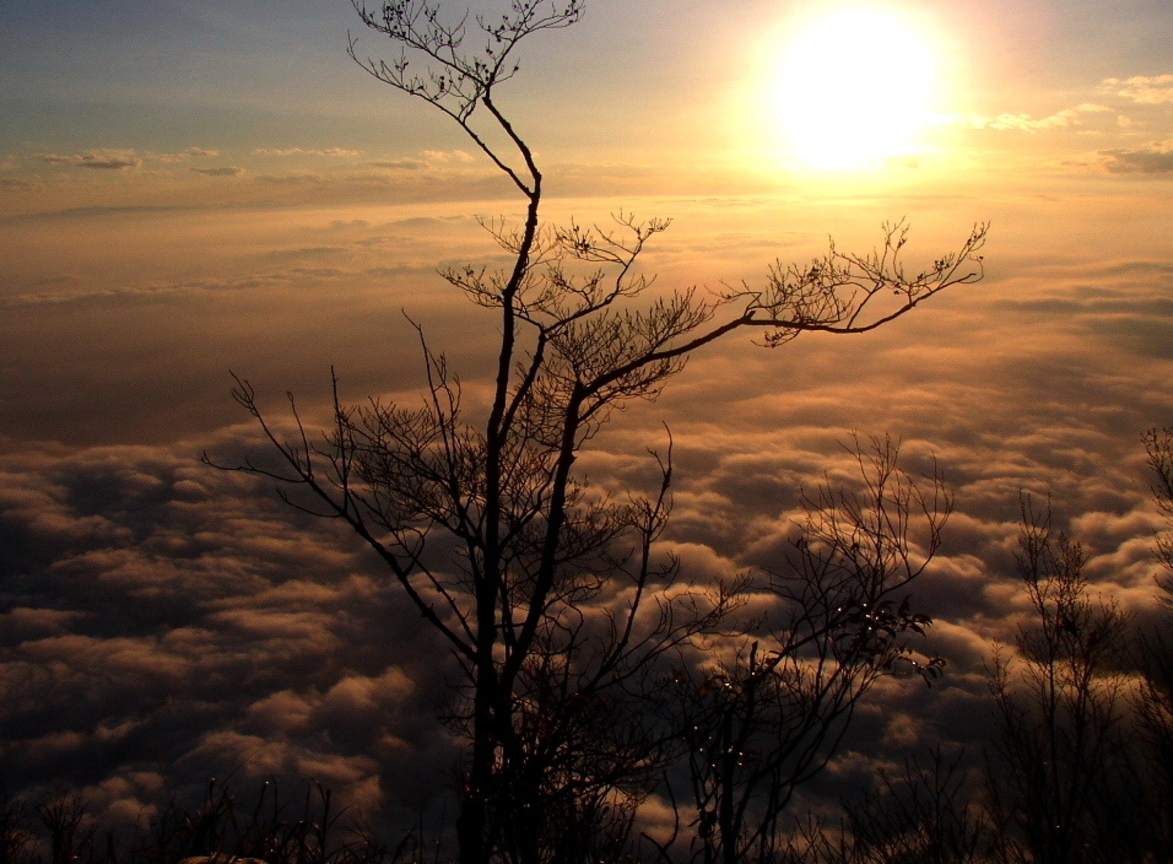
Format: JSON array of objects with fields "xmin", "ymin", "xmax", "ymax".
[{"xmin": 1, "ymin": 0, "xmax": 1172, "ymax": 201}]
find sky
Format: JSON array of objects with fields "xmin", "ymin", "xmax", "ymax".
[{"xmin": 2, "ymin": 0, "xmax": 1173, "ymax": 846}]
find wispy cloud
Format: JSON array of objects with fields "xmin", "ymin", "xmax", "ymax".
[
  {"xmin": 0, "ymin": 275, "xmax": 274, "ymax": 309},
  {"xmin": 420, "ymin": 149, "xmax": 476, "ymax": 164},
  {"xmin": 368, "ymin": 150, "xmax": 476, "ymax": 171},
  {"xmin": 946, "ymin": 103, "xmax": 1115, "ymax": 133},
  {"xmin": 191, "ymin": 166, "xmax": 245, "ymax": 177},
  {"xmin": 255, "ymin": 173, "xmax": 325, "ymax": 184},
  {"xmin": 34, "ymin": 147, "xmax": 227, "ymax": 171},
  {"xmin": 0, "ymin": 204, "xmax": 199, "ymax": 224},
  {"xmin": 41, "ymin": 150, "xmax": 143, "ymax": 170},
  {"xmin": 252, "ymin": 147, "xmax": 362, "ymax": 158},
  {"xmin": 1101, "ymin": 74, "xmax": 1173, "ymax": 105},
  {"xmin": 938, "ymin": 74, "xmax": 1173, "ymax": 172},
  {"xmin": 1100, "ymin": 139, "xmax": 1173, "ymax": 173},
  {"xmin": 367, "ymin": 158, "xmax": 427, "ymax": 170}
]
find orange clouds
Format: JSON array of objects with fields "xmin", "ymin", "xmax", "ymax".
[{"xmin": 0, "ymin": 169, "xmax": 1171, "ymax": 839}]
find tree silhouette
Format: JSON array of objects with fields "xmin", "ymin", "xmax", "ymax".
[
  {"xmin": 986, "ymin": 498, "xmax": 1131, "ymax": 864},
  {"xmin": 1137, "ymin": 429, "xmax": 1173, "ymax": 856},
  {"xmin": 663, "ymin": 439, "xmax": 949, "ymax": 864},
  {"xmin": 208, "ymin": 3, "xmax": 986, "ymax": 863}
]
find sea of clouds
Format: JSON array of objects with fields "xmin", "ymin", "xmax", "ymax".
[{"xmin": 2, "ymin": 182, "xmax": 1172, "ymax": 840}]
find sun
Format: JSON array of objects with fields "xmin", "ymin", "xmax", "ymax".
[{"xmin": 772, "ymin": 7, "xmax": 939, "ymax": 171}]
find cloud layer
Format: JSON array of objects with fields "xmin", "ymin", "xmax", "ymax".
[{"xmin": 1, "ymin": 183, "xmax": 1172, "ymax": 841}]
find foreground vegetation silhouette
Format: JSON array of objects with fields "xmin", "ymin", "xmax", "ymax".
[
  {"xmin": 795, "ymin": 433, "xmax": 1173, "ymax": 864},
  {"xmin": 203, "ymin": 3, "xmax": 989, "ymax": 864}
]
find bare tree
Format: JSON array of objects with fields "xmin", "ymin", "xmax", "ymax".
[
  {"xmin": 786, "ymin": 747, "xmax": 989, "ymax": 864},
  {"xmin": 37, "ymin": 794, "xmax": 95, "ymax": 864},
  {"xmin": 781, "ymin": 437, "xmax": 1173, "ymax": 864},
  {"xmin": 1136, "ymin": 429, "xmax": 1173, "ymax": 855},
  {"xmin": 985, "ymin": 499, "xmax": 1131, "ymax": 864},
  {"xmin": 660, "ymin": 439, "xmax": 950, "ymax": 864},
  {"xmin": 208, "ymin": 4, "xmax": 986, "ymax": 864},
  {"xmin": 0, "ymin": 786, "xmax": 33, "ymax": 864},
  {"xmin": 1144, "ymin": 427, "xmax": 1173, "ymax": 595}
]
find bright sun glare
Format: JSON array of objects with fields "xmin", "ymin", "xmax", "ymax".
[{"xmin": 773, "ymin": 7, "xmax": 939, "ymax": 171}]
